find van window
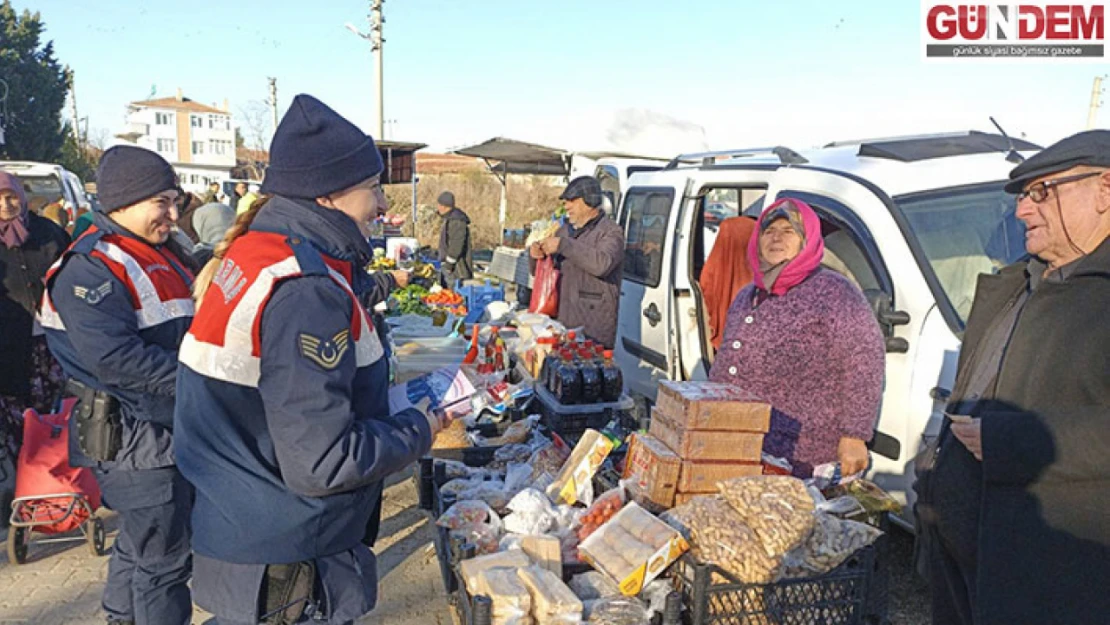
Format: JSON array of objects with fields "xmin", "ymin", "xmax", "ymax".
[
  {"xmin": 596, "ymin": 165, "xmax": 620, "ymax": 219},
  {"xmin": 895, "ymin": 183, "xmax": 1021, "ymax": 323},
  {"xmin": 623, "ymin": 188, "xmax": 675, "ymax": 287},
  {"xmin": 701, "ymin": 188, "xmax": 767, "ymax": 267},
  {"xmin": 13, "ymin": 175, "xmax": 64, "ymax": 214}
]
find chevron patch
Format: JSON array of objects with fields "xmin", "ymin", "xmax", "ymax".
[
  {"xmin": 298, "ymin": 329, "xmax": 351, "ymax": 370},
  {"xmin": 73, "ymin": 281, "xmax": 113, "ymax": 305}
]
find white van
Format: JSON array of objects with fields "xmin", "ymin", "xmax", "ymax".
[
  {"xmin": 612, "ymin": 132, "xmax": 1040, "ymax": 528},
  {"xmin": 0, "ymin": 161, "xmax": 89, "ymax": 221}
]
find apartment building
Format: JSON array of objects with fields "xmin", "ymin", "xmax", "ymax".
[{"xmin": 115, "ymin": 89, "xmax": 236, "ymax": 194}]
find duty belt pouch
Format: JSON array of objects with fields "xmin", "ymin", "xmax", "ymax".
[
  {"xmin": 260, "ymin": 560, "xmax": 317, "ymax": 625},
  {"xmin": 67, "ymin": 381, "xmax": 122, "ymax": 462}
]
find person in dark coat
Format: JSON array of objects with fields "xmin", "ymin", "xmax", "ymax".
[
  {"xmin": 915, "ymin": 129, "xmax": 1110, "ymax": 625},
  {"xmin": 530, "ymin": 176, "xmax": 625, "ymax": 348},
  {"xmin": 0, "ymin": 171, "xmax": 69, "ymax": 462},
  {"xmin": 40, "ymin": 146, "xmax": 196, "ymax": 625},
  {"xmin": 175, "ymin": 94, "xmax": 442, "ymax": 625},
  {"xmin": 436, "ymin": 190, "xmax": 473, "ymax": 286}
]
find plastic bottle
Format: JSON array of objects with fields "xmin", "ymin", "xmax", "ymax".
[
  {"xmin": 463, "ymin": 323, "xmax": 480, "ymax": 365},
  {"xmin": 552, "ymin": 349, "xmax": 583, "ymax": 405},
  {"xmin": 600, "ymin": 350, "xmax": 623, "ymax": 403},
  {"xmin": 577, "ymin": 347, "xmax": 602, "ymax": 404}
]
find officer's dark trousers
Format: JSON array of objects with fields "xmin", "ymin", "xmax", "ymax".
[{"xmin": 96, "ymin": 466, "xmax": 193, "ymax": 625}]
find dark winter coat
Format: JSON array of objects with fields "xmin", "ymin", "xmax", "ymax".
[
  {"xmin": 919, "ymin": 238, "xmax": 1110, "ymax": 625},
  {"xmin": 0, "ymin": 212, "xmax": 69, "ymax": 397},
  {"xmin": 437, "ymin": 207, "xmax": 473, "ymax": 284},
  {"xmin": 535, "ymin": 213, "xmax": 624, "ymax": 348}
]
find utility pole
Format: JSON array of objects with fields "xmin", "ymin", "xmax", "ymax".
[
  {"xmin": 267, "ymin": 77, "xmax": 279, "ymax": 133},
  {"xmin": 1087, "ymin": 75, "xmax": 1105, "ymax": 129},
  {"xmin": 371, "ymin": 0, "xmax": 384, "ymax": 140},
  {"xmin": 68, "ymin": 70, "xmax": 81, "ymax": 147},
  {"xmin": 346, "ymin": 2, "xmax": 385, "ymax": 139}
]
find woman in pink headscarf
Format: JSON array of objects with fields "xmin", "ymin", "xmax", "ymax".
[
  {"xmin": 707, "ymin": 198, "xmax": 885, "ymax": 478},
  {"xmin": 0, "ymin": 171, "xmax": 69, "ymax": 461}
]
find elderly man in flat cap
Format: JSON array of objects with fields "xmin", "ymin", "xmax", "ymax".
[{"xmin": 915, "ymin": 130, "xmax": 1110, "ymax": 625}]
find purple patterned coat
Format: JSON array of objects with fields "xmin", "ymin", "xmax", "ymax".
[{"xmin": 708, "ymin": 268, "xmax": 885, "ymax": 476}]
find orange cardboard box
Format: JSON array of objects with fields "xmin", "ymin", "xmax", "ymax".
[
  {"xmin": 622, "ymin": 433, "xmax": 681, "ymax": 511},
  {"xmin": 655, "ymin": 381, "xmax": 771, "ymax": 432},
  {"xmin": 649, "ymin": 410, "xmax": 764, "ymax": 462},
  {"xmin": 677, "ymin": 460, "xmax": 763, "ymax": 493}
]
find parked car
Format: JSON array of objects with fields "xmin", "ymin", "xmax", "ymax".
[
  {"xmin": 0, "ymin": 161, "xmax": 89, "ymax": 222},
  {"xmin": 612, "ymin": 131, "xmax": 1040, "ymax": 529}
]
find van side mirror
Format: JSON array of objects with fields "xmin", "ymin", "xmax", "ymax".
[{"xmin": 864, "ymin": 290, "xmax": 911, "ymax": 353}]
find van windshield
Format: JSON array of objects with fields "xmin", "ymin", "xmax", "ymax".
[
  {"xmin": 894, "ymin": 182, "xmax": 1025, "ymax": 326},
  {"xmin": 12, "ymin": 175, "xmax": 65, "ymax": 213}
]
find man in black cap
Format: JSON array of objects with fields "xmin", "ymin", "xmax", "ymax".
[
  {"xmin": 40, "ymin": 145, "xmax": 196, "ymax": 625},
  {"xmin": 435, "ymin": 190, "xmax": 473, "ymax": 286},
  {"xmin": 529, "ymin": 175, "xmax": 625, "ymax": 348},
  {"xmin": 914, "ymin": 129, "xmax": 1110, "ymax": 625}
]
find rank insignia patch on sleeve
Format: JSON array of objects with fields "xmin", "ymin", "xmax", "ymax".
[
  {"xmin": 299, "ymin": 329, "xmax": 351, "ymax": 370},
  {"xmin": 73, "ymin": 281, "xmax": 113, "ymax": 305}
]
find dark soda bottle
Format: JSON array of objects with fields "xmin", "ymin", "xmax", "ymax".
[
  {"xmin": 553, "ymin": 349, "xmax": 583, "ymax": 405},
  {"xmin": 600, "ymin": 349, "xmax": 623, "ymax": 402},
  {"xmin": 577, "ymin": 348, "xmax": 602, "ymax": 404}
]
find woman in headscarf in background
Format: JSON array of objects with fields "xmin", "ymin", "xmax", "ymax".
[
  {"xmin": 700, "ymin": 215, "xmax": 757, "ymax": 350},
  {"xmin": 0, "ymin": 172, "xmax": 70, "ymax": 459},
  {"xmin": 708, "ymin": 198, "xmax": 885, "ymax": 478}
]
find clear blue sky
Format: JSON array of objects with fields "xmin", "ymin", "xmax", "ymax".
[{"xmin": 22, "ymin": 0, "xmax": 1107, "ymax": 154}]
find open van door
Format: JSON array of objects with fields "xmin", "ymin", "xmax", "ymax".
[{"xmin": 614, "ymin": 180, "xmax": 690, "ymax": 399}]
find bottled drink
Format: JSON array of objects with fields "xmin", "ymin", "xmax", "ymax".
[
  {"xmin": 577, "ymin": 348, "xmax": 602, "ymax": 404},
  {"xmin": 552, "ymin": 349, "xmax": 583, "ymax": 405},
  {"xmin": 600, "ymin": 350, "xmax": 623, "ymax": 402}
]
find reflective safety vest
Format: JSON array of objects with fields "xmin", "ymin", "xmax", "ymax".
[
  {"xmin": 179, "ymin": 231, "xmax": 383, "ymax": 388},
  {"xmin": 39, "ymin": 226, "xmax": 195, "ymax": 332}
]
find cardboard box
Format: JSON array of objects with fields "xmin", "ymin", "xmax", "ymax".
[
  {"xmin": 655, "ymin": 381, "xmax": 771, "ymax": 432},
  {"xmin": 579, "ymin": 502, "xmax": 690, "ymax": 596},
  {"xmin": 546, "ymin": 429, "xmax": 614, "ymax": 505},
  {"xmin": 649, "ymin": 410, "xmax": 764, "ymax": 462},
  {"xmin": 621, "ymin": 433, "xmax": 681, "ymax": 511},
  {"xmin": 678, "ymin": 460, "xmax": 763, "ymax": 493}
]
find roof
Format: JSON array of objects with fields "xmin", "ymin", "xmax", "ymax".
[
  {"xmin": 130, "ymin": 97, "xmax": 227, "ymax": 114},
  {"xmin": 378, "ymin": 140, "xmax": 428, "ymax": 152},
  {"xmin": 649, "ymin": 131, "xmax": 1044, "ymax": 198},
  {"xmin": 452, "ymin": 137, "xmax": 569, "ymax": 176}
]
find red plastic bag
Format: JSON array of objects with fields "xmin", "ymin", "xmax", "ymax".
[{"xmin": 529, "ymin": 256, "xmax": 560, "ymax": 317}]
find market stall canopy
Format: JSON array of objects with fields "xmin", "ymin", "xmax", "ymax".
[
  {"xmin": 378, "ymin": 140, "xmax": 427, "ymax": 184},
  {"xmin": 453, "ymin": 137, "xmax": 570, "ymax": 178}
]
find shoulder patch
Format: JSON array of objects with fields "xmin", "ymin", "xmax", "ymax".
[
  {"xmin": 298, "ymin": 329, "xmax": 351, "ymax": 370},
  {"xmin": 73, "ymin": 281, "xmax": 113, "ymax": 305}
]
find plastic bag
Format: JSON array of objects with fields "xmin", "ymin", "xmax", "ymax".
[
  {"xmin": 529, "ymin": 256, "xmax": 560, "ymax": 317},
  {"xmin": 451, "ymin": 522, "xmax": 501, "ymax": 556},
  {"xmin": 504, "ymin": 462, "xmax": 534, "ymax": 496},
  {"xmin": 639, "ymin": 580, "xmax": 672, "ymax": 620},
  {"xmin": 436, "ymin": 458, "xmax": 494, "ymax": 481},
  {"xmin": 663, "ymin": 495, "xmax": 781, "ymax": 584},
  {"xmin": 568, "ymin": 571, "xmax": 621, "ymax": 601},
  {"xmin": 437, "ymin": 500, "xmax": 500, "ymax": 531},
  {"xmin": 810, "ymin": 461, "xmax": 864, "ymax": 490},
  {"xmin": 473, "ymin": 415, "xmax": 540, "ymax": 448},
  {"xmin": 586, "ymin": 597, "xmax": 649, "ymax": 624},
  {"xmin": 781, "ymin": 512, "xmax": 883, "ymax": 578},
  {"xmin": 489, "ymin": 443, "xmax": 537, "ymax": 471},
  {"xmin": 717, "ymin": 476, "xmax": 816, "ymax": 560},
  {"xmin": 442, "ymin": 479, "xmax": 511, "ymax": 513},
  {"xmin": 503, "ymin": 488, "xmax": 559, "ymax": 535},
  {"xmin": 529, "ymin": 441, "xmax": 572, "ymax": 483},
  {"xmin": 576, "ymin": 485, "xmax": 627, "ymax": 541}
]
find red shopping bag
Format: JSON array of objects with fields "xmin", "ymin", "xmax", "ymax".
[{"xmin": 529, "ymin": 256, "xmax": 560, "ymax": 317}]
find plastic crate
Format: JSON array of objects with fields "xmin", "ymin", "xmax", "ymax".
[
  {"xmin": 534, "ymin": 383, "xmax": 635, "ymax": 438},
  {"xmin": 456, "ymin": 280, "xmax": 505, "ymax": 323},
  {"xmin": 671, "ymin": 540, "xmax": 887, "ymax": 625}
]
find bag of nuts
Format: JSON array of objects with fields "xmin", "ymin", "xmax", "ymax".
[
  {"xmin": 781, "ymin": 512, "xmax": 883, "ymax": 578},
  {"xmin": 717, "ymin": 476, "xmax": 817, "ymax": 560},
  {"xmin": 662, "ymin": 495, "xmax": 782, "ymax": 584}
]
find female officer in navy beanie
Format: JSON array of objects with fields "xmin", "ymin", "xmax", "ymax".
[{"xmin": 174, "ymin": 95, "xmax": 444, "ymax": 624}]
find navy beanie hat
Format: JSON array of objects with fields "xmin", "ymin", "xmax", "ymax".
[
  {"xmin": 96, "ymin": 145, "xmax": 179, "ymax": 213},
  {"xmin": 261, "ymin": 94, "xmax": 384, "ymax": 199}
]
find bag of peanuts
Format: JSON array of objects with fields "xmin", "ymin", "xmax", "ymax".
[
  {"xmin": 781, "ymin": 512, "xmax": 883, "ymax": 578},
  {"xmin": 717, "ymin": 476, "xmax": 817, "ymax": 560},
  {"xmin": 662, "ymin": 495, "xmax": 782, "ymax": 584}
]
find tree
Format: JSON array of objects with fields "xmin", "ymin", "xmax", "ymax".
[
  {"xmin": 0, "ymin": 1, "xmax": 70, "ymax": 162},
  {"xmin": 58, "ymin": 129, "xmax": 96, "ymax": 181}
]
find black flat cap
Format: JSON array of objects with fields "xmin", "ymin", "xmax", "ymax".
[
  {"xmin": 1005, "ymin": 129, "xmax": 1110, "ymax": 194},
  {"xmin": 559, "ymin": 176, "xmax": 603, "ymax": 208}
]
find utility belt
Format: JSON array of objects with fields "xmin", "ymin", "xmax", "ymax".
[
  {"xmin": 259, "ymin": 561, "xmax": 320, "ymax": 624},
  {"xmin": 64, "ymin": 379, "xmax": 122, "ymax": 463}
]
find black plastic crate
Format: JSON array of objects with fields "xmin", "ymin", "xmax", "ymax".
[
  {"xmin": 672, "ymin": 541, "xmax": 886, "ymax": 625},
  {"xmin": 533, "ymin": 384, "xmax": 634, "ymax": 438}
]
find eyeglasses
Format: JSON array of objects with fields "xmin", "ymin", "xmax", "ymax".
[{"xmin": 1017, "ymin": 171, "xmax": 1101, "ymax": 203}]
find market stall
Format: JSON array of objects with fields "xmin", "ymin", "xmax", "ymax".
[{"xmin": 400, "ymin": 310, "xmax": 894, "ymax": 625}]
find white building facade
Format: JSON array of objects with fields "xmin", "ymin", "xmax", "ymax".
[{"xmin": 116, "ymin": 90, "xmax": 236, "ymax": 194}]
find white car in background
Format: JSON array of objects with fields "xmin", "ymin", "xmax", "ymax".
[{"xmin": 0, "ymin": 161, "xmax": 90, "ymax": 221}]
